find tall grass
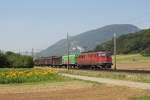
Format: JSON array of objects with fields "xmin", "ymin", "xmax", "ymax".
[
  {"xmin": 59, "ymin": 69, "xmax": 150, "ymax": 83},
  {"xmin": 131, "ymin": 96, "xmax": 150, "ymax": 100}
]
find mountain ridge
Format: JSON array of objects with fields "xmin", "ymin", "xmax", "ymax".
[{"xmin": 38, "ymin": 24, "xmax": 140, "ymax": 57}]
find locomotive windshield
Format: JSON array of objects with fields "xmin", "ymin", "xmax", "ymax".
[{"xmin": 97, "ymin": 52, "xmax": 112, "ymax": 57}]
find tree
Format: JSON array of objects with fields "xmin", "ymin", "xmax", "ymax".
[
  {"xmin": 2, "ymin": 51, "xmax": 34, "ymax": 68},
  {"xmin": 0, "ymin": 52, "xmax": 9, "ymax": 67},
  {"xmin": 94, "ymin": 29, "xmax": 150, "ymax": 56}
]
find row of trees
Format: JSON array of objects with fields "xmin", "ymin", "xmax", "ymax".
[
  {"xmin": 0, "ymin": 51, "xmax": 34, "ymax": 68},
  {"xmin": 95, "ymin": 29, "xmax": 150, "ymax": 56}
]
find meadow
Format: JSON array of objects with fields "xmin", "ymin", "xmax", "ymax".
[
  {"xmin": 0, "ymin": 67, "xmax": 149, "ymax": 100},
  {"xmin": 112, "ymin": 54, "xmax": 150, "ymax": 70},
  {"xmin": 113, "ymin": 54, "xmax": 150, "ymax": 63}
]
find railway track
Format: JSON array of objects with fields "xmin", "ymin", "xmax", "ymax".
[
  {"xmin": 66, "ymin": 67, "xmax": 150, "ymax": 74},
  {"xmin": 41, "ymin": 65, "xmax": 150, "ymax": 74},
  {"xmin": 98, "ymin": 69, "xmax": 150, "ymax": 74}
]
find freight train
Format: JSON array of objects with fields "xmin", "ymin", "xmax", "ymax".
[{"xmin": 34, "ymin": 51, "xmax": 113, "ymax": 69}]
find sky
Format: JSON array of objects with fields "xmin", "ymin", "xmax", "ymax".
[{"xmin": 0, "ymin": 0, "xmax": 150, "ymax": 53}]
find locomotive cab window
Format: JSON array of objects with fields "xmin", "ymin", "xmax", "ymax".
[{"xmin": 98, "ymin": 53, "xmax": 106, "ymax": 56}]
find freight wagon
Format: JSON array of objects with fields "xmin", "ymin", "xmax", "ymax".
[
  {"xmin": 62, "ymin": 54, "xmax": 78, "ymax": 68},
  {"xmin": 34, "ymin": 57, "xmax": 52, "ymax": 66},
  {"xmin": 34, "ymin": 56, "xmax": 62, "ymax": 67}
]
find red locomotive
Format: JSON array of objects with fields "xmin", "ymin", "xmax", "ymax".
[{"xmin": 77, "ymin": 51, "xmax": 112, "ymax": 69}]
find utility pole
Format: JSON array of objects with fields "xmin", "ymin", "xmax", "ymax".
[
  {"xmin": 32, "ymin": 48, "xmax": 34, "ymax": 59},
  {"xmin": 114, "ymin": 33, "xmax": 117, "ymax": 70},
  {"xmin": 67, "ymin": 33, "xmax": 70, "ymax": 70},
  {"xmin": 18, "ymin": 49, "xmax": 21, "ymax": 55}
]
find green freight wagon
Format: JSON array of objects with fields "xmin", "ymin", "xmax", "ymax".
[{"xmin": 62, "ymin": 54, "xmax": 78, "ymax": 67}]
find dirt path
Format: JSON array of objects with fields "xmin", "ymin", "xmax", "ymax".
[{"xmin": 62, "ymin": 73, "xmax": 150, "ymax": 90}]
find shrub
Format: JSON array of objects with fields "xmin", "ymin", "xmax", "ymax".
[
  {"xmin": 0, "ymin": 52, "xmax": 9, "ymax": 67},
  {"xmin": 141, "ymin": 47, "xmax": 150, "ymax": 56},
  {"xmin": 0, "ymin": 51, "xmax": 34, "ymax": 68}
]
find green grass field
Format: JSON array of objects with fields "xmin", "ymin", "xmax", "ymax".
[
  {"xmin": 131, "ymin": 96, "xmax": 150, "ymax": 100},
  {"xmin": 113, "ymin": 54, "xmax": 150, "ymax": 63}
]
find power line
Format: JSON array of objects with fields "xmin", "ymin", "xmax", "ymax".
[
  {"xmin": 67, "ymin": 33, "xmax": 70, "ymax": 70},
  {"xmin": 32, "ymin": 48, "xmax": 34, "ymax": 58}
]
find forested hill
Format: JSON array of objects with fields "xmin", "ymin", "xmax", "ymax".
[{"xmin": 95, "ymin": 29, "xmax": 150, "ymax": 55}]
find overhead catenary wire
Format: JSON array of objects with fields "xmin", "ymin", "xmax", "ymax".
[
  {"xmin": 67, "ymin": 33, "xmax": 70, "ymax": 70},
  {"xmin": 114, "ymin": 33, "xmax": 117, "ymax": 70}
]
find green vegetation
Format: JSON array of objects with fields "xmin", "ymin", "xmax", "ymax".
[
  {"xmin": 95, "ymin": 29, "xmax": 150, "ymax": 56},
  {"xmin": 113, "ymin": 54, "xmax": 150, "ymax": 63},
  {"xmin": 131, "ymin": 96, "xmax": 150, "ymax": 100},
  {"xmin": 0, "ymin": 51, "xmax": 33, "ymax": 68},
  {"xmin": 59, "ymin": 69, "xmax": 150, "ymax": 83},
  {"xmin": 0, "ymin": 68, "xmax": 69, "ymax": 84},
  {"xmin": 0, "ymin": 52, "xmax": 9, "ymax": 67}
]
